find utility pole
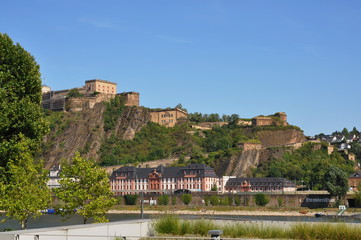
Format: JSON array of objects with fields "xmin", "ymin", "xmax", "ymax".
[{"xmin": 140, "ymin": 191, "xmax": 144, "ymax": 219}]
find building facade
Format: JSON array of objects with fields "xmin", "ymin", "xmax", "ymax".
[
  {"xmin": 349, "ymin": 171, "xmax": 361, "ymax": 191},
  {"xmin": 150, "ymin": 108, "xmax": 188, "ymax": 127},
  {"xmin": 225, "ymin": 177, "xmax": 296, "ymax": 193},
  {"xmin": 47, "ymin": 165, "xmax": 61, "ymax": 188},
  {"xmin": 110, "ymin": 164, "xmax": 220, "ymax": 195},
  {"xmin": 42, "ymin": 79, "xmax": 140, "ymax": 111},
  {"xmin": 252, "ymin": 112, "xmax": 288, "ymax": 126},
  {"xmin": 85, "ymin": 79, "xmax": 117, "ymax": 95},
  {"xmin": 117, "ymin": 92, "xmax": 140, "ymax": 106}
]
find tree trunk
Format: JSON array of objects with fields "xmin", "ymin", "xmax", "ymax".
[
  {"xmin": 21, "ymin": 218, "xmax": 28, "ymax": 230},
  {"xmin": 83, "ymin": 217, "xmax": 87, "ymax": 224}
]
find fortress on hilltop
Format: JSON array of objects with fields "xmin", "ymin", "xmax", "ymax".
[
  {"xmin": 42, "ymin": 79, "xmax": 186, "ymax": 127},
  {"xmin": 42, "ymin": 79, "xmax": 289, "ymax": 129},
  {"xmin": 42, "ymin": 79, "xmax": 139, "ymax": 112}
]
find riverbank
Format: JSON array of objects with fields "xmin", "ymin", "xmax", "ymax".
[{"xmin": 108, "ymin": 208, "xmax": 361, "ymax": 217}]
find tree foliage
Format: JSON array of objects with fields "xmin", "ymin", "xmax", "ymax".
[
  {"xmin": 0, "ymin": 34, "xmax": 50, "ymax": 229},
  {"xmin": 55, "ymin": 153, "xmax": 116, "ymax": 224},
  {"xmin": 0, "ymin": 33, "xmax": 49, "ymax": 172},
  {"xmin": 180, "ymin": 194, "xmax": 192, "ymax": 205},
  {"xmin": 0, "ymin": 136, "xmax": 51, "ymax": 229},
  {"xmin": 323, "ymin": 166, "xmax": 349, "ymax": 198},
  {"xmin": 254, "ymin": 193, "xmax": 269, "ymax": 206},
  {"xmin": 100, "ymin": 120, "xmax": 257, "ymax": 167},
  {"xmin": 253, "ymin": 143, "xmax": 354, "ymax": 191},
  {"xmin": 158, "ymin": 195, "xmax": 169, "ymax": 206},
  {"xmin": 124, "ymin": 194, "xmax": 138, "ymax": 205},
  {"xmin": 103, "ymin": 95, "xmax": 125, "ymax": 131},
  {"xmin": 66, "ymin": 88, "xmax": 84, "ymax": 98}
]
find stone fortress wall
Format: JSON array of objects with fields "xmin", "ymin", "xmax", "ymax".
[{"xmin": 42, "ymin": 79, "xmax": 139, "ymax": 112}]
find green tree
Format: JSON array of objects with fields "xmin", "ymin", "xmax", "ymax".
[
  {"xmin": 323, "ymin": 166, "xmax": 349, "ymax": 200},
  {"xmin": 55, "ymin": 153, "xmax": 116, "ymax": 224},
  {"xmin": 254, "ymin": 193, "xmax": 269, "ymax": 206},
  {"xmin": 124, "ymin": 194, "xmax": 138, "ymax": 205},
  {"xmin": 158, "ymin": 195, "xmax": 169, "ymax": 206},
  {"xmin": 342, "ymin": 128, "xmax": 350, "ymax": 138},
  {"xmin": 0, "ymin": 33, "xmax": 48, "ymax": 173},
  {"xmin": 0, "ymin": 137, "xmax": 51, "ymax": 229},
  {"xmin": 175, "ymin": 103, "xmax": 187, "ymax": 113},
  {"xmin": 180, "ymin": 194, "xmax": 192, "ymax": 205}
]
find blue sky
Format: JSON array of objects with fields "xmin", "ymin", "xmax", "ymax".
[{"xmin": 1, "ymin": 0, "xmax": 360, "ymax": 136}]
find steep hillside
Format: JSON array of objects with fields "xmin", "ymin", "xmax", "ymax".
[
  {"xmin": 214, "ymin": 147, "xmax": 291, "ymax": 177},
  {"xmin": 256, "ymin": 128, "xmax": 306, "ymax": 147},
  {"xmin": 212, "ymin": 128, "xmax": 305, "ymax": 177},
  {"xmin": 42, "ymin": 101, "xmax": 306, "ymax": 178},
  {"xmin": 42, "ymin": 103, "xmax": 150, "ymax": 168}
]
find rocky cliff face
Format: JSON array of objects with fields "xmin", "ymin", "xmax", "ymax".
[
  {"xmin": 214, "ymin": 128, "xmax": 305, "ymax": 177},
  {"xmin": 256, "ymin": 129, "xmax": 305, "ymax": 147},
  {"xmin": 42, "ymin": 103, "xmax": 150, "ymax": 168}
]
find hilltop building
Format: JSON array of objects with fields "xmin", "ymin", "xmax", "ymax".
[
  {"xmin": 252, "ymin": 112, "xmax": 288, "ymax": 126},
  {"xmin": 85, "ymin": 79, "xmax": 117, "ymax": 95},
  {"xmin": 150, "ymin": 108, "xmax": 188, "ymax": 127},
  {"xmin": 110, "ymin": 164, "xmax": 220, "ymax": 195},
  {"xmin": 118, "ymin": 91, "xmax": 140, "ymax": 107},
  {"xmin": 42, "ymin": 79, "xmax": 139, "ymax": 112}
]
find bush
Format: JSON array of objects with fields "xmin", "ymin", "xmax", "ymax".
[
  {"xmin": 181, "ymin": 194, "xmax": 192, "ymax": 205},
  {"xmin": 158, "ymin": 195, "xmax": 169, "ymax": 206},
  {"xmin": 209, "ymin": 195, "xmax": 220, "ymax": 206},
  {"xmin": 124, "ymin": 194, "xmax": 138, "ymax": 205},
  {"xmin": 171, "ymin": 196, "xmax": 177, "ymax": 206},
  {"xmin": 255, "ymin": 193, "xmax": 269, "ymax": 206},
  {"xmin": 234, "ymin": 196, "xmax": 241, "ymax": 206}
]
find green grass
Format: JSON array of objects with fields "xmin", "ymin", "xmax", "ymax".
[{"xmin": 152, "ymin": 215, "xmax": 361, "ymax": 239}]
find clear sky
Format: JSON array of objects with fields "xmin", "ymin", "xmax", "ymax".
[{"xmin": 1, "ymin": 0, "xmax": 360, "ymax": 136}]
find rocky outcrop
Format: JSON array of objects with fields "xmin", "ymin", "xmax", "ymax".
[
  {"xmin": 214, "ymin": 128, "xmax": 305, "ymax": 177},
  {"xmin": 215, "ymin": 147, "xmax": 293, "ymax": 177},
  {"xmin": 42, "ymin": 103, "xmax": 150, "ymax": 168},
  {"xmin": 256, "ymin": 129, "xmax": 305, "ymax": 147}
]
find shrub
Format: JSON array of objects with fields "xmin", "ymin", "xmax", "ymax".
[
  {"xmin": 124, "ymin": 194, "xmax": 138, "ymax": 205},
  {"xmin": 153, "ymin": 215, "xmax": 180, "ymax": 234},
  {"xmin": 227, "ymin": 196, "xmax": 234, "ymax": 206},
  {"xmin": 171, "ymin": 196, "xmax": 177, "ymax": 206},
  {"xmin": 234, "ymin": 196, "xmax": 241, "ymax": 206},
  {"xmin": 158, "ymin": 195, "xmax": 169, "ymax": 206},
  {"xmin": 209, "ymin": 195, "xmax": 220, "ymax": 206},
  {"xmin": 255, "ymin": 193, "xmax": 269, "ymax": 206},
  {"xmin": 181, "ymin": 194, "xmax": 192, "ymax": 205}
]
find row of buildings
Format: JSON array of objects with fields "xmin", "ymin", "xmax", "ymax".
[
  {"xmin": 109, "ymin": 164, "xmax": 297, "ymax": 195},
  {"xmin": 48, "ymin": 163, "xmax": 297, "ymax": 194},
  {"xmin": 49, "ymin": 163, "xmax": 361, "ymax": 195}
]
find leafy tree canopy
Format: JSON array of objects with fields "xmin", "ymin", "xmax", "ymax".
[
  {"xmin": 0, "ymin": 33, "xmax": 48, "ymax": 171},
  {"xmin": 323, "ymin": 166, "xmax": 349, "ymax": 198},
  {"xmin": 55, "ymin": 153, "xmax": 116, "ymax": 224},
  {"xmin": 0, "ymin": 136, "xmax": 51, "ymax": 229}
]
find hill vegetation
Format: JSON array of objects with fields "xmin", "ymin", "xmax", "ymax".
[
  {"xmin": 253, "ymin": 142, "xmax": 354, "ymax": 190},
  {"xmin": 42, "ymin": 97, "xmax": 358, "ymax": 194}
]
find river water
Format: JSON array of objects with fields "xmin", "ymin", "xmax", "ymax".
[{"xmin": 1, "ymin": 213, "xmax": 361, "ymax": 231}]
